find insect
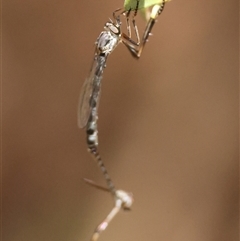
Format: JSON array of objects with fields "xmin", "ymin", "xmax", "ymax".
[
  {"xmin": 78, "ymin": 15, "xmax": 135, "ymax": 241},
  {"xmin": 78, "ymin": 1, "xmax": 168, "ymax": 240},
  {"xmin": 121, "ymin": 0, "xmax": 169, "ymax": 58},
  {"xmin": 79, "ymin": 0, "xmax": 167, "ymax": 190}
]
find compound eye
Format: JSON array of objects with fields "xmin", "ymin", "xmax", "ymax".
[{"xmin": 109, "ymin": 25, "xmax": 119, "ymax": 34}]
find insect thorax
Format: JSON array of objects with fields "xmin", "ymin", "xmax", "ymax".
[{"xmin": 96, "ymin": 22, "xmax": 121, "ymax": 55}]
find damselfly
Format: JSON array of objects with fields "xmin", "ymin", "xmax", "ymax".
[
  {"xmin": 78, "ymin": 1, "xmax": 168, "ymax": 240},
  {"xmin": 78, "ymin": 15, "xmax": 135, "ymax": 241},
  {"xmin": 78, "ymin": 0, "xmax": 168, "ymax": 191}
]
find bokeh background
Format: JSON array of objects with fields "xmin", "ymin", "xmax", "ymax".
[{"xmin": 2, "ymin": 0, "xmax": 239, "ymax": 241}]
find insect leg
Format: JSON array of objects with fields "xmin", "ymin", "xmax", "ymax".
[{"xmin": 122, "ymin": 1, "xmax": 166, "ymax": 59}]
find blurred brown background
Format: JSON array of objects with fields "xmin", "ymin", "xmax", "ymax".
[{"xmin": 2, "ymin": 0, "xmax": 239, "ymax": 241}]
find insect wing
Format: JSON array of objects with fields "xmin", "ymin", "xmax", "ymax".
[{"xmin": 78, "ymin": 58, "xmax": 98, "ymax": 128}]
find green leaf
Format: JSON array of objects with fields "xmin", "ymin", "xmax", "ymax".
[
  {"xmin": 123, "ymin": 0, "xmax": 167, "ymax": 20},
  {"xmin": 124, "ymin": 0, "xmax": 165, "ymax": 11}
]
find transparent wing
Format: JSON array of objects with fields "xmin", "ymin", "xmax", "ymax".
[{"xmin": 78, "ymin": 55, "xmax": 106, "ymax": 128}]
